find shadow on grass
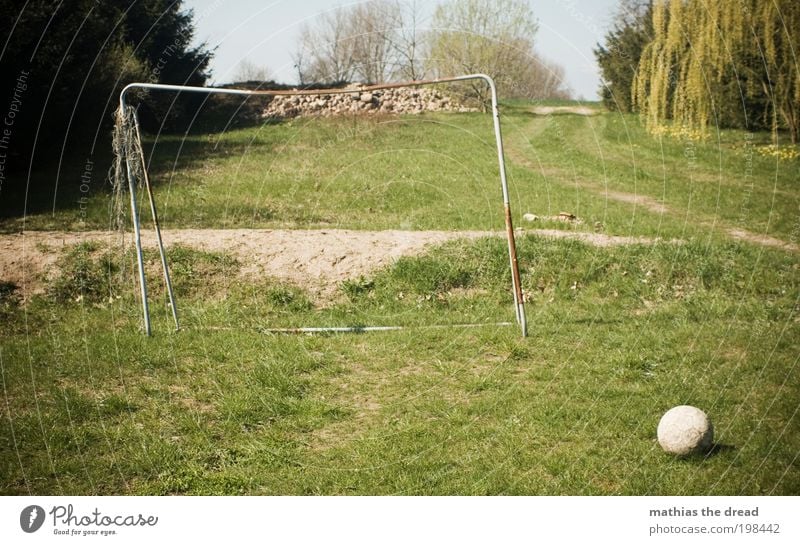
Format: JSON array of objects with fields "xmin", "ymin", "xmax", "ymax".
[
  {"xmin": 667, "ymin": 444, "xmax": 737, "ymax": 462},
  {"xmin": 705, "ymin": 443, "xmax": 737, "ymax": 458},
  {"xmin": 0, "ymin": 145, "xmax": 114, "ymax": 226},
  {"xmin": 0, "ymin": 121, "xmax": 284, "ymax": 229}
]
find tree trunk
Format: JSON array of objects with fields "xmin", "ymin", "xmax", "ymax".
[{"xmin": 777, "ymin": 99, "xmax": 798, "ymax": 144}]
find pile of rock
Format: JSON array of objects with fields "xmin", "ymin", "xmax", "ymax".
[{"xmin": 262, "ymin": 86, "xmax": 474, "ymax": 119}]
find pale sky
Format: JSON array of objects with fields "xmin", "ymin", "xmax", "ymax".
[{"xmin": 184, "ymin": 0, "xmax": 621, "ymax": 100}]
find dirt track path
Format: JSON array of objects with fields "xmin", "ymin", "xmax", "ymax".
[
  {"xmin": 530, "ymin": 106, "xmax": 600, "ymax": 116},
  {"xmin": 1, "ymin": 228, "xmax": 672, "ymax": 299},
  {"xmin": 504, "ymin": 116, "xmax": 799, "ymax": 253}
]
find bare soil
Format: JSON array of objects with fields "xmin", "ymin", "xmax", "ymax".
[
  {"xmin": 726, "ymin": 228, "xmax": 799, "ymax": 252},
  {"xmin": 506, "ymin": 142, "xmax": 797, "ymax": 251},
  {"xmin": 531, "ymin": 106, "xmax": 599, "ymax": 116},
  {"xmin": 0, "ymin": 228, "xmax": 672, "ymax": 299}
]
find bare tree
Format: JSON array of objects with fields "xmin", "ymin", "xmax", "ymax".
[
  {"xmin": 233, "ymin": 59, "xmax": 272, "ymax": 82},
  {"xmin": 293, "ymin": 9, "xmax": 358, "ymax": 83},
  {"xmin": 292, "ymin": 47, "xmax": 309, "ymax": 86},
  {"xmin": 349, "ymin": 1, "xmax": 399, "ymax": 83},
  {"xmin": 292, "ymin": 0, "xmax": 427, "ymax": 85},
  {"xmin": 512, "ymin": 51, "xmax": 572, "ymax": 100},
  {"xmin": 386, "ymin": 0, "xmax": 427, "ymax": 81},
  {"xmin": 428, "ymin": 0, "xmax": 571, "ymax": 104}
]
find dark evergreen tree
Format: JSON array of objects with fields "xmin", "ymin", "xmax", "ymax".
[
  {"xmin": 594, "ymin": 0, "xmax": 653, "ymax": 112},
  {"xmin": 0, "ymin": 0, "xmax": 212, "ymax": 168},
  {"xmin": 121, "ymin": 0, "xmax": 214, "ymax": 132}
]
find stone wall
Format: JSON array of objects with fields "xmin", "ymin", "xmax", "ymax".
[{"xmin": 262, "ymin": 86, "xmax": 474, "ymax": 119}]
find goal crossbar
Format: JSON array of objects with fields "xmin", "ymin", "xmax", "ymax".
[{"xmin": 117, "ymin": 73, "xmax": 528, "ymax": 337}]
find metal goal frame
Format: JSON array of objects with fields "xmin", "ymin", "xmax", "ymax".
[{"xmin": 117, "ymin": 73, "xmax": 527, "ymax": 337}]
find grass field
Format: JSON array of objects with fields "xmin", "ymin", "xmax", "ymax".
[{"xmin": 1, "ymin": 100, "xmax": 798, "ymax": 495}]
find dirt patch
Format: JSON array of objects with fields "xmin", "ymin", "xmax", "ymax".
[
  {"xmin": 531, "ymin": 106, "xmax": 599, "ymax": 116},
  {"xmin": 726, "ymin": 229, "xmax": 799, "ymax": 252},
  {"xmin": 598, "ymin": 189, "xmax": 669, "ymax": 215},
  {"xmin": 507, "ymin": 146, "xmax": 670, "ymax": 216},
  {"xmin": 0, "ymin": 228, "xmax": 677, "ymax": 300},
  {"xmin": 506, "ymin": 143, "xmax": 797, "ymax": 252}
]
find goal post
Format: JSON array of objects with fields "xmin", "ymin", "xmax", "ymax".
[{"xmin": 116, "ymin": 74, "xmax": 528, "ymax": 337}]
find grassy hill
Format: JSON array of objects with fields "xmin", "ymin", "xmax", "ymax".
[{"xmin": 1, "ymin": 102, "xmax": 798, "ymax": 494}]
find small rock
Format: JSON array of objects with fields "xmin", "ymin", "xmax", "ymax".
[{"xmin": 522, "ymin": 213, "xmax": 539, "ymax": 222}]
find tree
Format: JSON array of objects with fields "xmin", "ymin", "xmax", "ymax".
[
  {"xmin": 294, "ymin": 9, "xmax": 358, "ymax": 84},
  {"xmin": 0, "ymin": 0, "xmax": 213, "ymax": 156},
  {"xmin": 0, "ymin": 1, "xmax": 144, "ymax": 173},
  {"xmin": 123, "ymin": 0, "xmax": 212, "ymax": 88},
  {"xmin": 756, "ymin": 1, "xmax": 800, "ymax": 143},
  {"xmin": 350, "ymin": 1, "xmax": 400, "ymax": 83},
  {"xmin": 594, "ymin": 0, "xmax": 653, "ymax": 112},
  {"xmin": 293, "ymin": 1, "xmax": 412, "ymax": 85},
  {"xmin": 121, "ymin": 0, "xmax": 214, "ymax": 132},
  {"xmin": 633, "ymin": 0, "xmax": 800, "ymax": 143},
  {"xmin": 0, "ymin": 0, "xmax": 213, "ymax": 216},
  {"xmin": 385, "ymin": 0, "xmax": 427, "ymax": 81},
  {"xmin": 516, "ymin": 55, "xmax": 572, "ymax": 100},
  {"xmin": 233, "ymin": 59, "xmax": 272, "ymax": 83},
  {"xmin": 427, "ymin": 0, "xmax": 570, "ymax": 105}
]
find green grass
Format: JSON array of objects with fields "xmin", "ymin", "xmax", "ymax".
[
  {"xmin": 1, "ymin": 235, "xmax": 797, "ymax": 495},
  {"xmin": 8, "ymin": 101, "xmax": 798, "ymax": 245},
  {"xmin": 1, "ymin": 102, "xmax": 798, "ymax": 495}
]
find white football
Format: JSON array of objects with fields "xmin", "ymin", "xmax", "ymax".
[{"xmin": 657, "ymin": 405, "xmax": 714, "ymax": 456}]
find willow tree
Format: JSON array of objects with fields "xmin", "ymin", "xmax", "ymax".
[{"xmin": 633, "ymin": 0, "xmax": 799, "ymax": 143}]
